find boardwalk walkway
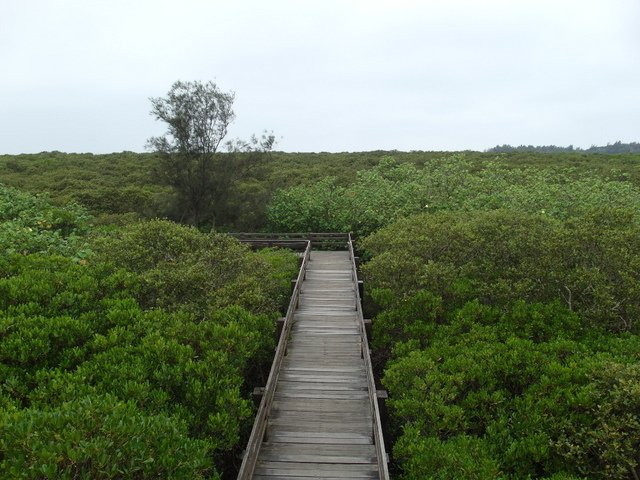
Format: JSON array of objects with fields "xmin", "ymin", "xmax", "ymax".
[{"xmin": 239, "ymin": 246, "xmax": 388, "ymax": 479}]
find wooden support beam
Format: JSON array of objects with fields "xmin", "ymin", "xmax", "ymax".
[
  {"xmin": 252, "ymin": 386, "xmax": 265, "ymax": 407},
  {"xmin": 364, "ymin": 318, "xmax": 372, "ymax": 341},
  {"xmin": 376, "ymin": 389, "xmax": 390, "ymax": 454},
  {"xmin": 276, "ymin": 317, "xmax": 285, "ymax": 342}
]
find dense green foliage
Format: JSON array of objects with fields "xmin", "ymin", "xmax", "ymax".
[
  {"xmin": 360, "ymin": 199, "xmax": 640, "ymax": 478},
  {"xmin": 376, "ymin": 293, "xmax": 639, "ymax": 479},
  {"xmin": 268, "ymin": 155, "xmax": 640, "ymax": 236},
  {"xmin": 0, "ymin": 152, "xmax": 172, "ymax": 223},
  {"xmin": 363, "ymin": 209, "xmax": 640, "ymax": 334},
  {"xmin": 3, "ymin": 150, "xmax": 640, "ymax": 231},
  {"xmin": 0, "ymin": 187, "xmax": 298, "ymax": 478},
  {"xmin": 91, "ymin": 219, "xmax": 293, "ymax": 315},
  {"xmin": 3, "ymin": 149, "xmax": 640, "ymax": 478},
  {"xmin": 0, "ymin": 184, "xmax": 90, "ymax": 257}
]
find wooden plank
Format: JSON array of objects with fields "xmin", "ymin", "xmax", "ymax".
[
  {"xmin": 259, "ymin": 448, "xmax": 376, "ymax": 465},
  {"xmin": 269, "ymin": 410, "xmax": 372, "ymax": 422},
  {"xmin": 279, "ymin": 369, "xmax": 365, "ymax": 377},
  {"xmin": 269, "ymin": 418, "xmax": 372, "ymax": 430},
  {"xmin": 276, "ymin": 384, "xmax": 368, "ymax": 393},
  {"xmin": 266, "ymin": 432, "xmax": 373, "ymax": 445},
  {"xmin": 254, "ymin": 477, "xmax": 371, "ymax": 480},
  {"xmin": 254, "ymin": 476, "xmax": 372, "ymax": 480},
  {"xmin": 261, "ymin": 443, "xmax": 376, "ymax": 455},
  {"xmin": 272, "ymin": 399, "xmax": 370, "ymax": 414},
  {"xmin": 254, "ymin": 461, "xmax": 378, "ymax": 478},
  {"xmin": 274, "ymin": 391, "xmax": 369, "ymax": 400}
]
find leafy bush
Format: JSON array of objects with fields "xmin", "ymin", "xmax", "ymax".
[
  {"xmin": 0, "ymin": 394, "xmax": 213, "ymax": 479},
  {"xmin": 393, "ymin": 428, "xmax": 503, "ymax": 480},
  {"xmin": 0, "ymin": 184, "xmax": 90, "ymax": 257},
  {"xmin": 91, "ymin": 219, "xmax": 297, "ymax": 316},
  {"xmin": 28, "ymin": 304, "xmax": 271, "ymax": 452},
  {"xmin": 362, "ymin": 206, "xmax": 640, "ymax": 478},
  {"xmin": 267, "ymin": 156, "xmax": 640, "ymax": 236},
  {"xmin": 0, "ymin": 218, "xmax": 298, "ymax": 478},
  {"xmin": 362, "ymin": 209, "xmax": 640, "ymax": 333},
  {"xmin": 381, "ymin": 296, "xmax": 640, "ymax": 479}
]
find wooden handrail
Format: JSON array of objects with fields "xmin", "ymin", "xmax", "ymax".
[
  {"xmin": 237, "ymin": 240, "xmax": 312, "ymax": 479},
  {"xmin": 231, "ymin": 232, "xmax": 350, "ymax": 238},
  {"xmin": 230, "ymin": 232, "xmax": 350, "ymax": 248},
  {"xmin": 348, "ymin": 233, "xmax": 390, "ymax": 480}
]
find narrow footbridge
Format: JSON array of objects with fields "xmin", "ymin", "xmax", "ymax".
[{"xmin": 236, "ymin": 233, "xmax": 389, "ymax": 479}]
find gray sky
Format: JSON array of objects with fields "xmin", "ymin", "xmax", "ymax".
[{"xmin": 1, "ymin": 0, "xmax": 638, "ymax": 153}]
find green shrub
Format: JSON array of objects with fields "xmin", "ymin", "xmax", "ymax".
[
  {"xmin": 362, "ymin": 209, "xmax": 640, "ymax": 333},
  {"xmin": 267, "ymin": 156, "xmax": 640, "ymax": 236},
  {"xmin": 372, "ymin": 288, "xmax": 640, "ymax": 479},
  {"xmin": 0, "ymin": 394, "xmax": 214, "ymax": 479},
  {"xmin": 91, "ymin": 220, "xmax": 297, "ymax": 316},
  {"xmin": 383, "ymin": 310, "xmax": 640, "ymax": 479},
  {"xmin": 394, "ymin": 428, "xmax": 503, "ymax": 480},
  {"xmin": 0, "ymin": 219, "xmax": 299, "ymax": 478},
  {"xmin": 0, "ymin": 184, "xmax": 90, "ymax": 257}
]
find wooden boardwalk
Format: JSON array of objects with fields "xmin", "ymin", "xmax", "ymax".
[{"xmin": 238, "ymin": 243, "xmax": 388, "ymax": 479}]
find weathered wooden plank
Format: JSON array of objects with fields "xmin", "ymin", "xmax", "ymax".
[
  {"xmin": 278, "ymin": 374, "xmax": 366, "ymax": 383},
  {"xmin": 254, "ymin": 461, "xmax": 378, "ymax": 478},
  {"xmin": 269, "ymin": 410, "xmax": 372, "ymax": 422},
  {"xmin": 269, "ymin": 418, "xmax": 372, "ymax": 431},
  {"xmin": 291, "ymin": 329, "xmax": 360, "ymax": 336},
  {"xmin": 272, "ymin": 399, "xmax": 370, "ymax": 415},
  {"xmin": 259, "ymin": 451, "xmax": 376, "ymax": 465},
  {"xmin": 276, "ymin": 371, "xmax": 366, "ymax": 382},
  {"xmin": 274, "ymin": 391, "xmax": 369, "ymax": 400},
  {"xmin": 282, "ymin": 366, "xmax": 364, "ymax": 373},
  {"xmin": 254, "ymin": 476, "xmax": 372, "ymax": 480},
  {"xmin": 266, "ymin": 431, "xmax": 373, "ymax": 445},
  {"xmin": 293, "ymin": 312, "xmax": 358, "ymax": 319},
  {"xmin": 292, "ymin": 321, "xmax": 358, "ymax": 327},
  {"xmin": 261, "ymin": 443, "xmax": 376, "ymax": 455},
  {"xmin": 253, "ymin": 476, "xmax": 371, "ymax": 480},
  {"xmin": 285, "ymin": 336, "xmax": 361, "ymax": 343},
  {"xmin": 276, "ymin": 384, "xmax": 367, "ymax": 392}
]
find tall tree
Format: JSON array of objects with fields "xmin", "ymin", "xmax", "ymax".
[{"xmin": 147, "ymin": 80, "xmax": 273, "ymax": 226}]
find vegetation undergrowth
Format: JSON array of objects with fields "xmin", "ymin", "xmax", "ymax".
[
  {"xmin": 360, "ymin": 208, "xmax": 640, "ymax": 479},
  {"xmin": 2, "ymin": 149, "xmax": 640, "ymax": 479},
  {"xmin": 0, "ymin": 186, "xmax": 298, "ymax": 479}
]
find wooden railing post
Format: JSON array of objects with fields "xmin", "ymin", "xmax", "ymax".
[
  {"xmin": 364, "ymin": 318, "xmax": 372, "ymax": 341},
  {"xmin": 276, "ymin": 317, "xmax": 285, "ymax": 342}
]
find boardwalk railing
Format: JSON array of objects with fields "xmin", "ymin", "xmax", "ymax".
[
  {"xmin": 348, "ymin": 233, "xmax": 390, "ymax": 480},
  {"xmin": 231, "ymin": 232, "xmax": 350, "ymax": 249},
  {"xmin": 237, "ymin": 240, "xmax": 312, "ymax": 479}
]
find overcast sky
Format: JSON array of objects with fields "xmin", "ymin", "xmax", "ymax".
[{"xmin": 1, "ymin": 0, "xmax": 638, "ymax": 153}]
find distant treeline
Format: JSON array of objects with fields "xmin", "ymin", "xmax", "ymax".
[{"xmin": 487, "ymin": 140, "xmax": 640, "ymax": 154}]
